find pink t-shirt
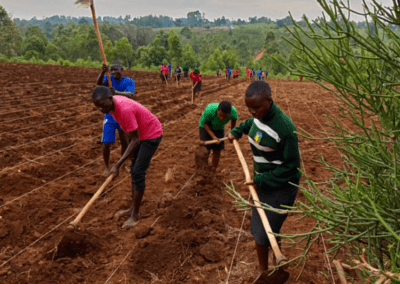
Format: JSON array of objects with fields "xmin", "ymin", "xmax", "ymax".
[
  {"xmin": 161, "ymin": 66, "xmax": 168, "ymax": 75},
  {"xmin": 110, "ymin": 96, "xmax": 162, "ymax": 140}
]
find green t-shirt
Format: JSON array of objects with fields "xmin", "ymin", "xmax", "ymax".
[{"xmin": 199, "ymin": 103, "xmax": 238, "ymax": 130}]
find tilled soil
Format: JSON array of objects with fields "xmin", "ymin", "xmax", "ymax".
[{"xmin": 0, "ymin": 63, "xmax": 349, "ymax": 284}]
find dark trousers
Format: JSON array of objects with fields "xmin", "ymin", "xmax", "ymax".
[
  {"xmin": 251, "ymin": 181, "xmax": 299, "ymax": 246},
  {"xmin": 130, "ymin": 136, "xmax": 162, "ymax": 191}
]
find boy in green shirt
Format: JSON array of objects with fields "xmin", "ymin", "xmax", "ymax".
[
  {"xmin": 199, "ymin": 101, "xmax": 238, "ymax": 171},
  {"xmin": 228, "ymin": 81, "xmax": 301, "ymax": 277}
]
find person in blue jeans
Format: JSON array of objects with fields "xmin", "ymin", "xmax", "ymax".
[
  {"xmin": 168, "ymin": 63, "xmax": 172, "ymax": 78},
  {"xmin": 97, "ymin": 60, "xmax": 136, "ymax": 176},
  {"xmin": 257, "ymin": 68, "xmax": 263, "ymax": 80},
  {"xmin": 227, "ymin": 68, "xmax": 232, "ymax": 80}
]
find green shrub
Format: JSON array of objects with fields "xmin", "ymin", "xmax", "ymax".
[
  {"xmin": 62, "ymin": 60, "xmax": 72, "ymax": 66},
  {"xmin": 46, "ymin": 59, "xmax": 57, "ymax": 65},
  {"xmin": 75, "ymin": 58, "xmax": 85, "ymax": 67},
  {"xmin": 0, "ymin": 54, "xmax": 7, "ymax": 62},
  {"xmin": 24, "ymin": 50, "xmax": 40, "ymax": 60}
]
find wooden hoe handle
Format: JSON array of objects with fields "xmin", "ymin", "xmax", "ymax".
[
  {"xmin": 200, "ymin": 137, "xmax": 229, "ymax": 145},
  {"xmin": 232, "ymin": 139, "xmax": 287, "ymax": 265},
  {"xmin": 90, "ymin": 2, "xmax": 112, "ymax": 88},
  {"xmin": 68, "ymin": 174, "xmax": 114, "ymax": 230}
]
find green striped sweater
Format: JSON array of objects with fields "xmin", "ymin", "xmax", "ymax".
[{"xmin": 230, "ymin": 103, "xmax": 301, "ymax": 189}]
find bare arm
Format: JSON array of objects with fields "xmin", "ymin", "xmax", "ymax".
[
  {"xmin": 230, "ymin": 120, "xmax": 237, "ymax": 130},
  {"xmin": 97, "ymin": 64, "xmax": 108, "ymax": 85},
  {"xmin": 109, "ymin": 130, "xmax": 140, "ymax": 178},
  {"xmin": 204, "ymin": 123, "xmax": 217, "ymax": 140},
  {"xmin": 114, "ymin": 90, "xmax": 135, "ymax": 99}
]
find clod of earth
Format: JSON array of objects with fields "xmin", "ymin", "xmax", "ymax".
[
  {"xmin": 199, "ymin": 240, "xmax": 225, "ymax": 262},
  {"xmin": 56, "ymin": 231, "xmax": 100, "ymax": 259}
]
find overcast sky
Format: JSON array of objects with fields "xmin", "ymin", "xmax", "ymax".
[{"xmin": 1, "ymin": 0, "xmax": 394, "ymax": 22}]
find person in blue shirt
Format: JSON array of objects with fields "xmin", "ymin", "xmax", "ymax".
[
  {"xmin": 252, "ymin": 69, "xmax": 256, "ymax": 80},
  {"xmin": 257, "ymin": 68, "xmax": 262, "ymax": 80},
  {"xmin": 168, "ymin": 63, "xmax": 172, "ymax": 78},
  {"xmin": 227, "ymin": 68, "xmax": 232, "ymax": 81},
  {"xmin": 97, "ymin": 60, "xmax": 135, "ymax": 177}
]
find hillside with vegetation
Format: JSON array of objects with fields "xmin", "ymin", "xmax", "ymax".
[{"xmin": 1, "ymin": 6, "xmax": 397, "ymax": 78}]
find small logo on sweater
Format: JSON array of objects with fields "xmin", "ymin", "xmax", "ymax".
[{"xmin": 254, "ymin": 132, "xmax": 263, "ymax": 145}]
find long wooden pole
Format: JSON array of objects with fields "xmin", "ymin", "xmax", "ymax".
[
  {"xmin": 192, "ymin": 81, "xmax": 198, "ymax": 104},
  {"xmin": 200, "ymin": 137, "xmax": 229, "ymax": 145},
  {"xmin": 67, "ymin": 174, "xmax": 114, "ymax": 231},
  {"xmin": 89, "ymin": 1, "xmax": 112, "ymax": 88},
  {"xmin": 232, "ymin": 139, "xmax": 287, "ymax": 265}
]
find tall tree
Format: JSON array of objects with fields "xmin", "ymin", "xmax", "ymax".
[
  {"xmin": 23, "ymin": 35, "xmax": 47, "ymax": 58},
  {"xmin": 0, "ymin": 5, "xmax": 22, "ymax": 57},
  {"xmin": 167, "ymin": 30, "xmax": 182, "ymax": 64},
  {"xmin": 221, "ymin": 49, "xmax": 238, "ymax": 69},
  {"xmin": 205, "ymin": 48, "xmax": 224, "ymax": 70},
  {"xmin": 139, "ymin": 37, "xmax": 168, "ymax": 66},
  {"xmin": 181, "ymin": 44, "xmax": 197, "ymax": 68},
  {"xmin": 114, "ymin": 37, "xmax": 134, "ymax": 67}
]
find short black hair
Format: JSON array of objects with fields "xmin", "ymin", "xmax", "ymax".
[
  {"xmin": 245, "ymin": 81, "xmax": 272, "ymax": 99},
  {"xmin": 92, "ymin": 86, "xmax": 112, "ymax": 100},
  {"xmin": 110, "ymin": 60, "xmax": 123, "ymax": 68},
  {"xmin": 218, "ymin": 101, "xmax": 232, "ymax": 113}
]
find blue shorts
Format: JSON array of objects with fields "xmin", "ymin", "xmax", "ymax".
[{"xmin": 102, "ymin": 113, "xmax": 122, "ymax": 144}]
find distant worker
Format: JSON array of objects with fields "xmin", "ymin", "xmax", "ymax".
[
  {"xmin": 257, "ymin": 68, "xmax": 262, "ymax": 80},
  {"xmin": 168, "ymin": 63, "xmax": 172, "ymax": 78},
  {"xmin": 199, "ymin": 101, "xmax": 237, "ymax": 171},
  {"xmin": 265, "ymin": 70, "xmax": 269, "ymax": 79},
  {"xmin": 300, "ymin": 75, "xmax": 304, "ymax": 82},
  {"xmin": 160, "ymin": 63, "xmax": 168, "ymax": 85},
  {"xmin": 246, "ymin": 68, "xmax": 250, "ymax": 80},
  {"xmin": 216, "ymin": 68, "xmax": 220, "ymax": 77},
  {"xmin": 190, "ymin": 68, "xmax": 202, "ymax": 104},
  {"xmin": 236, "ymin": 68, "xmax": 240, "ymax": 78},
  {"xmin": 252, "ymin": 69, "xmax": 256, "ymax": 80},
  {"xmin": 97, "ymin": 60, "xmax": 135, "ymax": 177},
  {"xmin": 225, "ymin": 67, "xmax": 228, "ymax": 80},
  {"xmin": 174, "ymin": 64, "xmax": 182, "ymax": 86},
  {"xmin": 227, "ymin": 68, "xmax": 232, "ymax": 80},
  {"xmin": 183, "ymin": 65, "xmax": 189, "ymax": 81}
]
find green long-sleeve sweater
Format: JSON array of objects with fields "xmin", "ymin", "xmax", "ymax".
[{"xmin": 230, "ymin": 103, "xmax": 301, "ymax": 189}]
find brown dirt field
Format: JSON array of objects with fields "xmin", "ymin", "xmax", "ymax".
[{"xmin": 0, "ymin": 63, "xmax": 350, "ymax": 283}]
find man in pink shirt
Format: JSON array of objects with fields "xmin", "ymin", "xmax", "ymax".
[
  {"xmin": 160, "ymin": 63, "xmax": 168, "ymax": 85},
  {"xmin": 92, "ymin": 86, "xmax": 163, "ymax": 229}
]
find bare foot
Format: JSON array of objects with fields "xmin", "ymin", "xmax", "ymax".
[
  {"xmin": 252, "ymin": 269, "xmax": 290, "ymax": 284},
  {"xmin": 122, "ymin": 213, "xmax": 139, "ymax": 229},
  {"xmin": 115, "ymin": 207, "xmax": 133, "ymax": 217},
  {"xmin": 103, "ymin": 167, "xmax": 110, "ymax": 177}
]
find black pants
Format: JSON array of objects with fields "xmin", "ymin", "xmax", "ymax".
[
  {"xmin": 251, "ymin": 181, "xmax": 299, "ymax": 246},
  {"xmin": 130, "ymin": 136, "xmax": 162, "ymax": 191},
  {"xmin": 199, "ymin": 126, "xmax": 225, "ymax": 151}
]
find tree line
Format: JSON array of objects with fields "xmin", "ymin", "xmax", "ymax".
[{"xmin": 1, "ymin": 5, "xmax": 395, "ymax": 79}]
